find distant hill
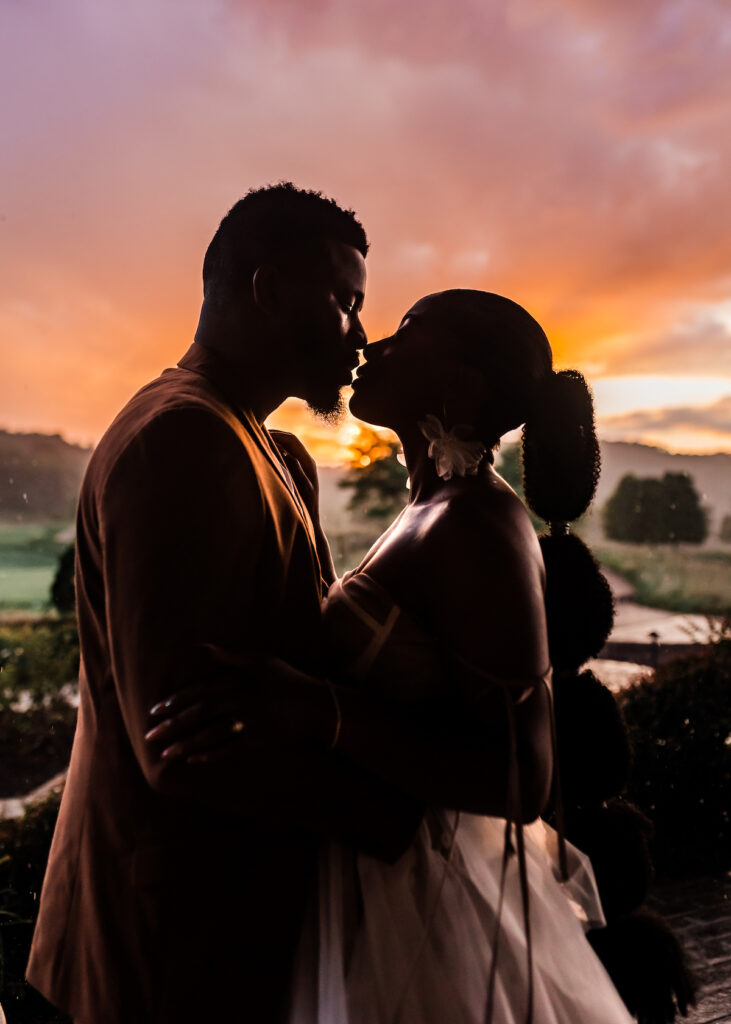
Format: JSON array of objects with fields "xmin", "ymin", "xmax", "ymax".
[
  {"xmin": 0, "ymin": 430, "xmax": 91, "ymax": 522},
  {"xmin": 318, "ymin": 440, "xmax": 731, "ymax": 542},
  {"xmin": 595, "ymin": 442, "xmax": 731, "ymax": 538},
  {"xmin": 1, "ymin": 429, "xmax": 729, "ymax": 539}
]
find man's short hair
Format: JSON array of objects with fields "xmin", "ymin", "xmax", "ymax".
[{"xmin": 202, "ymin": 182, "xmax": 369, "ymax": 299}]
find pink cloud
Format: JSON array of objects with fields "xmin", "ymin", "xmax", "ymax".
[{"xmin": 1, "ymin": 0, "xmax": 730, "ymax": 444}]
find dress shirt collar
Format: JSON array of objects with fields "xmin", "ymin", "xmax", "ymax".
[{"xmin": 178, "ymin": 342, "xmax": 258, "ymax": 418}]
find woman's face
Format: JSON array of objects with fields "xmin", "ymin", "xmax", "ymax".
[{"xmin": 349, "ymin": 295, "xmax": 452, "ymax": 430}]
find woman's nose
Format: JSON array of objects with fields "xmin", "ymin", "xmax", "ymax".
[{"xmin": 364, "ymin": 335, "xmax": 392, "ymax": 358}]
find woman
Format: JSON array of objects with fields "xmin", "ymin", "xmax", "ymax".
[{"xmin": 147, "ymin": 290, "xmax": 633, "ymax": 1023}]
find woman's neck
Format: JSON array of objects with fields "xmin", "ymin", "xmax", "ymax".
[{"xmin": 397, "ymin": 424, "xmax": 492, "ymax": 503}]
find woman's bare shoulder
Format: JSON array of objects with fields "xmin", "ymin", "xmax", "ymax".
[
  {"xmin": 412, "ymin": 480, "xmax": 549, "ymax": 679},
  {"xmin": 425, "ymin": 476, "xmax": 543, "ymax": 580}
]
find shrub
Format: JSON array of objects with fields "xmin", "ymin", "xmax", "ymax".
[
  {"xmin": 50, "ymin": 545, "xmax": 75, "ymax": 616},
  {"xmin": 0, "ymin": 700, "xmax": 77, "ymax": 798},
  {"xmin": 0, "ymin": 789, "xmax": 70, "ymax": 1023},
  {"xmin": 0, "ymin": 623, "xmax": 79, "ymax": 707},
  {"xmin": 619, "ymin": 625, "xmax": 731, "ymax": 876},
  {"xmin": 0, "ymin": 622, "xmax": 78, "ymax": 798},
  {"xmin": 720, "ymin": 514, "xmax": 731, "ymax": 543}
]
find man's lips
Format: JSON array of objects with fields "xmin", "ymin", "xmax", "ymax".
[
  {"xmin": 354, "ymin": 359, "xmax": 373, "ymax": 378},
  {"xmin": 351, "ymin": 366, "xmax": 372, "ymax": 388}
]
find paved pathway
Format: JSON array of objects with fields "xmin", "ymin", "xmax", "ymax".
[
  {"xmin": 0, "ymin": 770, "xmax": 66, "ymax": 819},
  {"xmin": 649, "ymin": 874, "xmax": 731, "ymax": 1023},
  {"xmin": 601, "ymin": 567, "xmax": 720, "ymax": 647}
]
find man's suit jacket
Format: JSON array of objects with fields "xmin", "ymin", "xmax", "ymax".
[{"xmin": 26, "ymin": 343, "xmax": 420, "ymax": 1024}]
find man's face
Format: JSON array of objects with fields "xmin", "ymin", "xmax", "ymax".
[{"xmin": 282, "ymin": 239, "xmax": 367, "ymax": 420}]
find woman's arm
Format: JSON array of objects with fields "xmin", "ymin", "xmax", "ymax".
[
  {"xmin": 332, "ymin": 667, "xmax": 552, "ymax": 821},
  {"xmin": 321, "ymin": 496, "xmax": 553, "ymax": 820},
  {"xmin": 147, "ymin": 652, "xmax": 550, "ymax": 822}
]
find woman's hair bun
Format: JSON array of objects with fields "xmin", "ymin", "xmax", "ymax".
[
  {"xmin": 540, "ymin": 532, "xmax": 615, "ymax": 671},
  {"xmin": 522, "ymin": 370, "xmax": 600, "ymax": 524}
]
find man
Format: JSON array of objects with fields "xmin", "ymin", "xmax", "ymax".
[{"xmin": 27, "ymin": 184, "xmax": 421, "ymax": 1023}]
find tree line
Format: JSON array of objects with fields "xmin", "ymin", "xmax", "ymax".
[{"xmin": 340, "ymin": 430, "xmax": 715, "ymax": 546}]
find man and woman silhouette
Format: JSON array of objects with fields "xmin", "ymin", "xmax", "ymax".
[{"xmin": 27, "ymin": 182, "xmax": 633, "ymax": 1023}]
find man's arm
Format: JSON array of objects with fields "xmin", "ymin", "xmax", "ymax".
[{"xmin": 101, "ymin": 406, "xmax": 420, "ymax": 859}]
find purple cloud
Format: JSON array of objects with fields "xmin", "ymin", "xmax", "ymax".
[{"xmin": 601, "ymin": 394, "xmax": 731, "ymax": 436}]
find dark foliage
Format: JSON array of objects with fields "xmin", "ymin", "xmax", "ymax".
[
  {"xmin": 0, "ymin": 623, "xmax": 79, "ymax": 706},
  {"xmin": 495, "ymin": 443, "xmax": 523, "ymax": 496},
  {"xmin": 588, "ymin": 910, "xmax": 697, "ymax": 1024},
  {"xmin": 0, "ymin": 701, "xmax": 76, "ymax": 799},
  {"xmin": 0, "ymin": 622, "xmax": 79, "ymax": 798},
  {"xmin": 565, "ymin": 799, "xmax": 654, "ymax": 920},
  {"xmin": 603, "ymin": 472, "xmax": 708, "ymax": 544},
  {"xmin": 619, "ymin": 632, "xmax": 731, "ymax": 877},
  {"xmin": 338, "ymin": 434, "xmax": 408, "ymax": 522},
  {"xmin": 495, "ymin": 444, "xmax": 543, "ymax": 531},
  {"xmin": 0, "ymin": 790, "xmax": 71, "ymax": 1023},
  {"xmin": 549, "ymin": 663, "xmax": 700, "ymax": 1020},
  {"xmin": 50, "ymin": 545, "xmax": 75, "ymax": 616}
]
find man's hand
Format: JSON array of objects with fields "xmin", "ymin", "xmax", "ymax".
[{"xmin": 143, "ymin": 646, "xmax": 334, "ymax": 763}]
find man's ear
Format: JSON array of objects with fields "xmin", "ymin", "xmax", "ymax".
[{"xmin": 252, "ymin": 264, "xmax": 282, "ymax": 316}]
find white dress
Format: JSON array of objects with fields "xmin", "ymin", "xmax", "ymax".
[{"xmin": 288, "ymin": 570, "xmax": 634, "ymax": 1024}]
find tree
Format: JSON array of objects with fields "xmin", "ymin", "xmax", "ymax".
[
  {"xmin": 603, "ymin": 475, "xmax": 643, "ymax": 542},
  {"xmin": 338, "ymin": 427, "xmax": 408, "ymax": 522},
  {"xmin": 721, "ymin": 515, "xmax": 731, "ymax": 543},
  {"xmin": 659, "ymin": 472, "xmax": 707, "ymax": 543},
  {"xmin": 603, "ymin": 472, "xmax": 707, "ymax": 544},
  {"xmin": 495, "ymin": 443, "xmax": 523, "ymax": 496},
  {"xmin": 495, "ymin": 443, "xmax": 546, "ymax": 531},
  {"xmin": 50, "ymin": 543, "xmax": 75, "ymax": 615}
]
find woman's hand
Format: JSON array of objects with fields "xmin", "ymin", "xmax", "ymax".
[{"xmin": 144, "ymin": 647, "xmax": 334, "ymax": 764}]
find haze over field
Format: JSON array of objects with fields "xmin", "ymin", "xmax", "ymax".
[{"xmin": 1, "ymin": 0, "xmax": 730, "ymax": 458}]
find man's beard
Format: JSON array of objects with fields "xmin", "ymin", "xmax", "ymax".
[{"xmin": 307, "ymin": 388, "xmax": 346, "ymax": 425}]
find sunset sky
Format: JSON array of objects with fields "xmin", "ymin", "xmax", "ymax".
[{"xmin": 2, "ymin": 0, "xmax": 730, "ymax": 461}]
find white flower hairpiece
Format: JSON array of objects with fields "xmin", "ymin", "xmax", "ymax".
[{"xmin": 417, "ymin": 414, "xmax": 487, "ymax": 481}]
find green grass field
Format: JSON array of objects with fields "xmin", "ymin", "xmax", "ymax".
[
  {"xmin": 595, "ymin": 542, "xmax": 731, "ymax": 614},
  {"xmin": 0, "ymin": 523, "xmax": 71, "ymax": 611},
  {"xmin": 1, "ymin": 522, "xmax": 729, "ymax": 616}
]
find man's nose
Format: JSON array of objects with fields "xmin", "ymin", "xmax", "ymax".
[{"xmin": 352, "ymin": 320, "xmax": 368, "ymax": 351}]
